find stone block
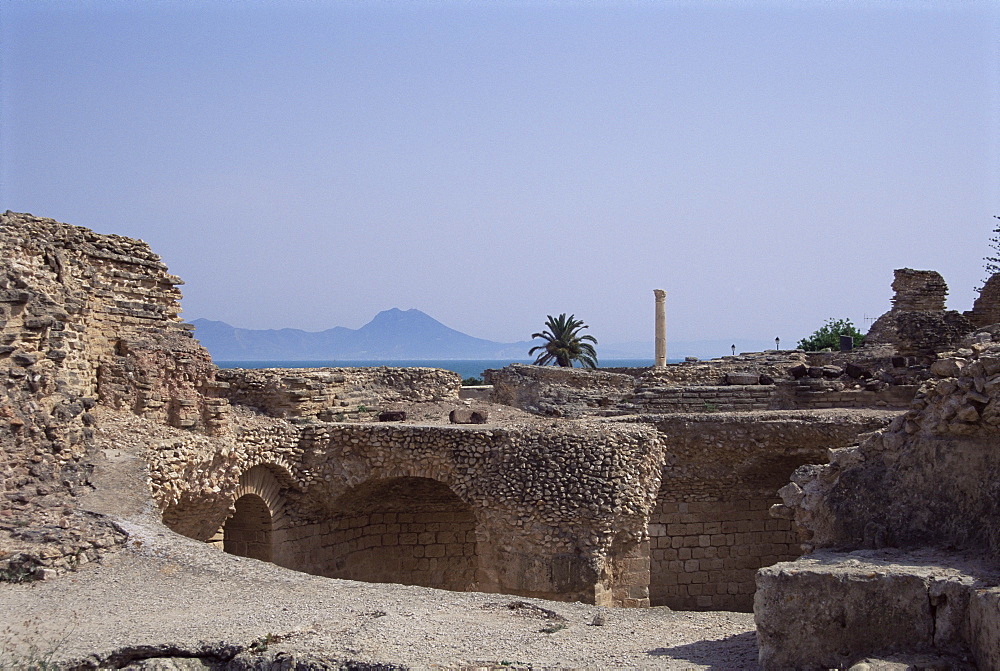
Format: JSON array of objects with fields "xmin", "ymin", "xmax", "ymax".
[
  {"xmin": 449, "ymin": 408, "xmax": 488, "ymax": 424},
  {"xmin": 756, "ymin": 556, "xmax": 939, "ymax": 670}
]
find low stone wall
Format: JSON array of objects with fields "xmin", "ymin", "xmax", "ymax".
[
  {"xmin": 216, "ymin": 367, "xmax": 461, "ymax": 421},
  {"xmin": 485, "ymin": 364, "xmax": 635, "ymax": 417},
  {"xmin": 627, "ymin": 385, "xmax": 776, "ymax": 413},
  {"xmin": 638, "ymin": 351, "xmax": 808, "ymax": 387},
  {"xmin": 488, "ymin": 360, "xmax": 918, "ymax": 418},
  {"xmin": 756, "ymin": 551, "xmax": 1000, "ymax": 670}
]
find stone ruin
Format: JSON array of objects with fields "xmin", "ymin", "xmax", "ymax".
[
  {"xmin": 866, "ymin": 268, "xmax": 974, "ymax": 357},
  {"xmin": 5, "ymin": 211, "xmax": 1000, "ymax": 667}
]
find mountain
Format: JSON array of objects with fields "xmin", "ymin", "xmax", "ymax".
[{"xmin": 190, "ymin": 309, "xmax": 537, "ymax": 361}]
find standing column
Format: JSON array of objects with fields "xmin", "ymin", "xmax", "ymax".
[{"xmin": 654, "ymin": 289, "xmax": 667, "ymax": 368}]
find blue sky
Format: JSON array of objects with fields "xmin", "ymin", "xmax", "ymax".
[{"xmin": 2, "ymin": 0, "xmax": 998, "ymax": 354}]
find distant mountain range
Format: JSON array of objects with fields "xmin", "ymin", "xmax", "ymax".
[
  {"xmin": 191, "ymin": 308, "xmax": 772, "ymax": 361},
  {"xmin": 190, "ymin": 309, "xmax": 539, "ymax": 361}
]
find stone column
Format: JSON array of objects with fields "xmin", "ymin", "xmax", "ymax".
[{"xmin": 654, "ymin": 289, "xmax": 667, "ymax": 368}]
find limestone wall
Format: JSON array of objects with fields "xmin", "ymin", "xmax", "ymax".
[
  {"xmin": 866, "ymin": 268, "xmax": 973, "ymax": 356},
  {"xmin": 631, "ymin": 409, "xmax": 896, "ymax": 611},
  {"xmin": 216, "ymin": 366, "xmax": 461, "ymax": 421},
  {"xmin": 485, "ymin": 364, "xmax": 636, "ymax": 417},
  {"xmin": 966, "ymin": 272, "xmax": 1000, "ymax": 328},
  {"xmin": 758, "ymin": 338, "xmax": 1000, "ymax": 667},
  {"xmin": 0, "ymin": 212, "xmax": 228, "ymax": 580},
  {"xmin": 777, "ymin": 343, "xmax": 1000, "ymax": 554},
  {"xmin": 138, "ymin": 411, "xmax": 667, "ymax": 607}
]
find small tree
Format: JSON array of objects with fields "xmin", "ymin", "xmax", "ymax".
[
  {"xmin": 979, "ymin": 215, "xmax": 1000, "ymax": 292},
  {"xmin": 797, "ymin": 318, "xmax": 864, "ymax": 351}
]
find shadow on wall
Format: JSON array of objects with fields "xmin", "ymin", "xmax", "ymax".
[{"xmin": 218, "ymin": 473, "xmax": 481, "ymax": 593}]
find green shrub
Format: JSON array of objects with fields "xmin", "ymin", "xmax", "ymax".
[{"xmin": 797, "ymin": 318, "xmax": 864, "ymax": 351}]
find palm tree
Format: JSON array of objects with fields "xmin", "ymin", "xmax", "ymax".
[{"xmin": 528, "ymin": 313, "xmax": 598, "ymax": 368}]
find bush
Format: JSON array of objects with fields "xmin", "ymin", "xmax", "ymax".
[
  {"xmin": 461, "ymin": 376, "xmax": 484, "ymax": 386},
  {"xmin": 797, "ymin": 318, "xmax": 864, "ymax": 351}
]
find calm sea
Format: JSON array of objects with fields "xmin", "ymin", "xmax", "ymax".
[{"xmin": 215, "ymin": 359, "xmax": 663, "ymax": 380}]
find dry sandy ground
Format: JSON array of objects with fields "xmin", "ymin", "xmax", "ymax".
[{"xmin": 0, "ymin": 514, "xmax": 759, "ymax": 669}]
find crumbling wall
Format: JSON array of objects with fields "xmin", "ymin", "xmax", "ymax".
[
  {"xmin": 866, "ymin": 268, "xmax": 972, "ymax": 356},
  {"xmin": 0, "ymin": 212, "xmax": 228, "ymax": 580},
  {"xmin": 485, "ymin": 364, "xmax": 635, "ymax": 417},
  {"xmin": 216, "ymin": 366, "xmax": 461, "ymax": 421},
  {"xmin": 758, "ymin": 340, "xmax": 1000, "ymax": 668},
  {"xmin": 966, "ymin": 272, "xmax": 1000, "ymax": 329},
  {"xmin": 775, "ymin": 346, "xmax": 1000, "ymax": 553}
]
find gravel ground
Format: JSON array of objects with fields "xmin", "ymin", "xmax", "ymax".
[{"xmin": 0, "ymin": 517, "xmax": 759, "ymax": 669}]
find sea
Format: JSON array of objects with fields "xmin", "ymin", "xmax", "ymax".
[{"xmin": 215, "ymin": 359, "xmax": 664, "ymax": 380}]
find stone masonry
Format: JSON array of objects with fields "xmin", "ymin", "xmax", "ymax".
[
  {"xmin": 757, "ymin": 339, "xmax": 1000, "ymax": 667},
  {"xmin": 866, "ymin": 268, "xmax": 973, "ymax": 357},
  {"xmin": 9, "ymin": 212, "xmax": 1000, "ymax": 668}
]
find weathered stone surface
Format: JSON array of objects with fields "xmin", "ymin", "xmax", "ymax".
[
  {"xmin": 756, "ymin": 551, "xmax": 997, "ymax": 670},
  {"xmin": 966, "ymin": 272, "xmax": 1000, "ymax": 328},
  {"xmin": 725, "ymin": 372, "xmax": 759, "ymax": 385},
  {"xmin": 867, "ymin": 268, "xmax": 974, "ymax": 356},
  {"xmin": 448, "ymin": 408, "xmax": 487, "ymax": 424},
  {"xmin": 218, "ymin": 367, "xmax": 460, "ymax": 422},
  {"xmin": 377, "ymin": 410, "xmax": 406, "ymax": 422},
  {"xmin": 788, "ymin": 364, "xmax": 809, "ymax": 379},
  {"xmin": 844, "ymin": 362, "xmax": 871, "ymax": 379}
]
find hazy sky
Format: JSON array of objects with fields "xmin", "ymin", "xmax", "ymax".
[{"xmin": 2, "ymin": 0, "xmax": 998, "ymax": 353}]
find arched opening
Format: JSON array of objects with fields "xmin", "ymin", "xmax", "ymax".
[
  {"xmin": 322, "ymin": 476, "xmax": 479, "ymax": 591},
  {"xmin": 223, "ymin": 493, "xmax": 273, "ymax": 562}
]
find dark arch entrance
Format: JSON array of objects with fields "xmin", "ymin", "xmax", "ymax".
[
  {"xmin": 324, "ymin": 476, "xmax": 479, "ymax": 591},
  {"xmin": 223, "ymin": 493, "xmax": 273, "ymax": 562}
]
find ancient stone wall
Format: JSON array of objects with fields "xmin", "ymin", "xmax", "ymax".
[
  {"xmin": 216, "ymin": 366, "xmax": 461, "ymax": 422},
  {"xmin": 866, "ymin": 268, "xmax": 973, "ymax": 356},
  {"xmin": 136, "ymin": 409, "xmax": 667, "ymax": 606},
  {"xmin": 966, "ymin": 272, "xmax": 1000, "ymax": 328},
  {"xmin": 489, "ymin": 356, "xmax": 918, "ymax": 418},
  {"xmin": 0, "ymin": 212, "xmax": 228, "ymax": 580},
  {"xmin": 485, "ymin": 364, "xmax": 635, "ymax": 417},
  {"xmin": 628, "ymin": 410, "xmax": 896, "ymax": 611},
  {"xmin": 627, "ymin": 385, "xmax": 777, "ymax": 413},
  {"xmin": 637, "ymin": 351, "xmax": 808, "ymax": 386},
  {"xmin": 758, "ymin": 337, "xmax": 1000, "ymax": 668}
]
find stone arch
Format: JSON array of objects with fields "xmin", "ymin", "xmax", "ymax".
[
  {"xmin": 315, "ymin": 476, "xmax": 480, "ymax": 591},
  {"xmin": 224, "ymin": 493, "xmax": 272, "ymax": 561},
  {"xmin": 217, "ymin": 464, "xmax": 293, "ymax": 564}
]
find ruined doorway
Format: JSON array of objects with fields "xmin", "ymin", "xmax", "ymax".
[
  {"xmin": 324, "ymin": 476, "xmax": 479, "ymax": 591},
  {"xmin": 223, "ymin": 493, "xmax": 273, "ymax": 562}
]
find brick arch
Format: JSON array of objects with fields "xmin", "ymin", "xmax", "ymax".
[
  {"xmin": 231, "ymin": 463, "xmax": 291, "ymax": 526},
  {"xmin": 215, "ymin": 463, "xmax": 295, "ymax": 563}
]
